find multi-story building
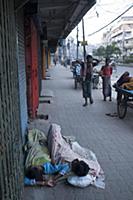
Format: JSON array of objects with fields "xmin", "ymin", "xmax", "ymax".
[{"xmin": 103, "ymin": 16, "xmax": 133, "ymax": 56}]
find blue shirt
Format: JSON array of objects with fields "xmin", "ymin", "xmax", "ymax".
[
  {"xmin": 43, "ymin": 162, "xmax": 70, "ymax": 175},
  {"xmin": 75, "ymin": 64, "xmax": 81, "ymax": 75},
  {"xmin": 24, "ymin": 177, "xmax": 36, "ymax": 185}
]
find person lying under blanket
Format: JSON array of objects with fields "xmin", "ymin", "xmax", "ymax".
[{"xmin": 25, "ymin": 158, "xmax": 90, "ymax": 187}]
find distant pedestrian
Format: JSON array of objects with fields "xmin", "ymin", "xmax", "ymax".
[
  {"xmin": 81, "ymin": 55, "xmax": 99, "ymax": 106},
  {"xmin": 100, "ymin": 58, "xmax": 112, "ymax": 101},
  {"xmin": 53, "ymin": 57, "xmax": 57, "ymax": 66}
]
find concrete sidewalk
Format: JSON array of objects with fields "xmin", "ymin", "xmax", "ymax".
[{"xmin": 23, "ymin": 64, "xmax": 133, "ymax": 200}]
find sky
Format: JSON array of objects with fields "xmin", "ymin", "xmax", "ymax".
[{"xmin": 68, "ymin": 0, "xmax": 133, "ymax": 45}]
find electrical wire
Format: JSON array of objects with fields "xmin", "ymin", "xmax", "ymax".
[
  {"xmin": 86, "ymin": 2, "xmax": 132, "ymax": 20},
  {"xmin": 96, "ymin": 2, "xmax": 132, "ymax": 14},
  {"xmin": 88, "ymin": 4, "xmax": 133, "ymax": 37},
  {"xmin": 97, "ymin": 4, "xmax": 119, "ymax": 14}
]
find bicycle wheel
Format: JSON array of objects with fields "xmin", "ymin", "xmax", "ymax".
[{"xmin": 117, "ymin": 94, "xmax": 127, "ymax": 119}]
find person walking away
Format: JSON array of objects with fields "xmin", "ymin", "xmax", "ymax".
[
  {"xmin": 100, "ymin": 58, "xmax": 112, "ymax": 101},
  {"xmin": 81, "ymin": 55, "xmax": 95, "ymax": 106}
]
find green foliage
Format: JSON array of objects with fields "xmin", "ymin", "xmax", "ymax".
[
  {"xmin": 93, "ymin": 46, "xmax": 105, "ymax": 57},
  {"xmin": 93, "ymin": 42, "xmax": 121, "ymax": 58}
]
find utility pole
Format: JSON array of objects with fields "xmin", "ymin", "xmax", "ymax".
[
  {"xmin": 122, "ymin": 29, "xmax": 125, "ymax": 62},
  {"xmin": 76, "ymin": 26, "xmax": 79, "ymax": 59},
  {"xmin": 82, "ymin": 18, "xmax": 86, "ymax": 63}
]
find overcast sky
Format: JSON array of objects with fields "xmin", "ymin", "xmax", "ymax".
[{"xmin": 68, "ymin": 0, "xmax": 133, "ymax": 45}]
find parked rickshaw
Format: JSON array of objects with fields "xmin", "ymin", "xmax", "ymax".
[{"xmin": 114, "ymin": 86, "xmax": 133, "ymax": 119}]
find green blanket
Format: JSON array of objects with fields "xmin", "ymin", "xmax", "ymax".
[{"xmin": 25, "ymin": 129, "xmax": 51, "ymax": 168}]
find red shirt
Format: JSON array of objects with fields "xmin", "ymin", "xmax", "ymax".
[{"xmin": 101, "ymin": 65, "xmax": 112, "ymax": 77}]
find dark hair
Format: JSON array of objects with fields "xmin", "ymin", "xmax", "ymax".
[
  {"xmin": 72, "ymin": 160, "xmax": 90, "ymax": 177},
  {"xmin": 86, "ymin": 55, "xmax": 92, "ymax": 60},
  {"xmin": 25, "ymin": 166, "xmax": 43, "ymax": 181}
]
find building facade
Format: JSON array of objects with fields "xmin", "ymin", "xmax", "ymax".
[{"xmin": 103, "ymin": 16, "xmax": 133, "ymax": 57}]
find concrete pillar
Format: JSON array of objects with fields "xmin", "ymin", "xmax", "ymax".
[{"xmin": 48, "ymin": 49, "xmax": 51, "ymax": 67}]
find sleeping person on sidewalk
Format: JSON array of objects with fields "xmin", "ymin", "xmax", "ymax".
[{"xmin": 24, "ymin": 158, "xmax": 90, "ymax": 187}]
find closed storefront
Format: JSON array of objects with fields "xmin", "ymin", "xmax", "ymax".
[
  {"xmin": 25, "ymin": 16, "xmax": 39, "ymax": 118},
  {"xmin": 0, "ymin": 0, "xmax": 23, "ymax": 199},
  {"xmin": 16, "ymin": 8, "xmax": 28, "ymax": 139}
]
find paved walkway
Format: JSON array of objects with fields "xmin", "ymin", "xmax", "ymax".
[{"xmin": 23, "ymin": 64, "xmax": 133, "ymax": 200}]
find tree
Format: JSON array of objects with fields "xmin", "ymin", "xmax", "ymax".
[
  {"xmin": 93, "ymin": 43, "xmax": 121, "ymax": 59},
  {"xmin": 105, "ymin": 42, "xmax": 121, "ymax": 58},
  {"xmin": 93, "ymin": 46, "xmax": 105, "ymax": 58}
]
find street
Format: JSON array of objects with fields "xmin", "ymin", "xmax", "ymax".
[{"xmin": 23, "ymin": 64, "xmax": 133, "ymax": 200}]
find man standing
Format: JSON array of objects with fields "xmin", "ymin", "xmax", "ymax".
[
  {"xmin": 100, "ymin": 58, "xmax": 112, "ymax": 101},
  {"xmin": 82, "ymin": 55, "xmax": 99, "ymax": 106}
]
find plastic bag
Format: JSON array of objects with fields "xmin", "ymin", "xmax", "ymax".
[{"xmin": 94, "ymin": 176, "xmax": 105, "ymax": 189}]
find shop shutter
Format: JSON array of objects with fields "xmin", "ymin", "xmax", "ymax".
[
  {"xmin": 25, "ymin": 17, "xmax": 39, "ymax": 118},
  {"xmin": 16, "ymin": 9, "xmax": 28, "ymax": 138},
  {"xmin": 0, "ymin": 0, "xmax": 23, "ymax": 199}
]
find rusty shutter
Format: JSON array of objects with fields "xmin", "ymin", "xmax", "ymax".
[{"xmin": 25, "ymin": 16, "xmax": 39, "ymax": 118}]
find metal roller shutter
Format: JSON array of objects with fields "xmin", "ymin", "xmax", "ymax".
[
  {"xmin": 25, "ymin": 16, "xmax": 39, "ymax": 118},
  {"xmin": 0, "ymin": 0, "xmax": 23, "ymax": 199},
  {"xmin": 16, "ymin": 8, "xmax": 28, "ymax": 139}
]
